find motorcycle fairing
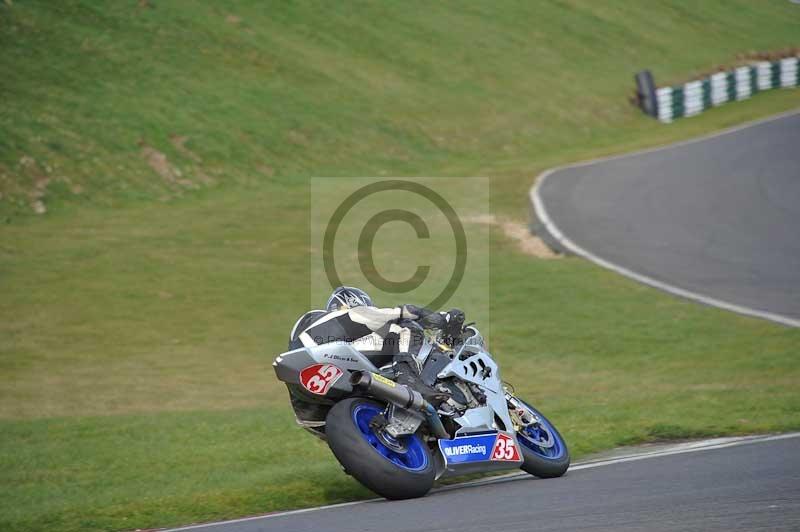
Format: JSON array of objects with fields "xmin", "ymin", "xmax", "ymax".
[
  {"xmin": 438, "ymin": 433, "xmax": 497, "ymax": 464},
  {"xmin": 274, "ymin": 344, "xmax": 381, "ymax": 401},
  {"xmin": 438, "ymin": 432, "xmax": 523, "ymax": 465},
  {"xmin": 435, "ymin": 430, "xmax": 523, "ymax": 478}
]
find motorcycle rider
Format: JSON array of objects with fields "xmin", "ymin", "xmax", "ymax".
[
  {"xmin": 290, "ymin": 286, "xmax": 442, "ymax": 349},
  {"xmin": 289, "ymin": 286, "xmax": 464, "ymax": 400}
]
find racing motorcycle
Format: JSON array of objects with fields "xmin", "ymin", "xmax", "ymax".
[{"xmin": 273, "ymin": 318, "xmax": 569, "ymax": 499}]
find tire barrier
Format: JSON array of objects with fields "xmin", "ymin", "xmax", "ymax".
[
  {"xmin": 634, "ymin": 70, "xmax": 658, "ymax": 118},
  {"xmin": 636, "ymin": 57, "xmax": 799, "ymax": 123}
]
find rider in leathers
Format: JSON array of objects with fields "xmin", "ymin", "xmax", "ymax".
[{"xmin": 289, "ymin": 286, "xmax": 464, "ymax": 408}]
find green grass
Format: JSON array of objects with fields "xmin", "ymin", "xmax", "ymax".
[{"xmin": 1, "ymin": 1, "xmax": 799, "ymax": 531}]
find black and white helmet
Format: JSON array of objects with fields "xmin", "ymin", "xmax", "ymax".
[{"xmin": 326, "ymin": 286, "xmax": 373, "ymax": 312}]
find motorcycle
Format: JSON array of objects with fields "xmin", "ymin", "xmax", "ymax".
[{"xmin": 273, "ymin": 318, "xmax": 569, "ymax": 499}]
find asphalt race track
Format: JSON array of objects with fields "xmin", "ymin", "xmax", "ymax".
[
  {"xmin": 169, "ymin": 435, "xmax": 800, "ymax": 532},
  {"xmin": 533, "ymin": 111, "xmax": 800, "ymax": 326}
]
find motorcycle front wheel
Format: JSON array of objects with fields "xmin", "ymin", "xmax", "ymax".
[
  {"xmin": 515, "ymin": 401, "xmax": 570, "ymax": 478},
  {"xmin": 326, "ymin": 397, "xmax": 435, "ymax": 500}
]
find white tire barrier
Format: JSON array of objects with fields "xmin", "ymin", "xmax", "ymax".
[{"xmin": 647, "ymin": 57, "xmax": 799, "ymax": 123}]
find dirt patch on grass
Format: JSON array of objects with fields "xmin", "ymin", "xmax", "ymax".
[
  {"xmin": 286, "ymin": 130, "xmax": 310, "ymax": 146},
  {"xmin": 5, "ymin": 156, "xmax": 83, "ymax": 214},
  {"xmin": 194, "ymin": 169, "xmax": 216, "ymax": 185},
  {"xmin": 465, "ymin": 214, "xmax": 559, "ymax": 259},
  {"xmin": 139, "ymin": 141, "xmax": 195, "ymax": 188},
  {"xmin": 737, "ymin": 47, "xmax": 800, "ymax": 63},
  {"xmin": 20, "ymin": 155, "xmax": 50, "ymax": 214},
  {"xmin": 257, "ymin": 164, "xmax": 275, "ymax": 177},
  {"xmin": 170, "ymin": 135, "xmax": 202, "ymax": 163}
]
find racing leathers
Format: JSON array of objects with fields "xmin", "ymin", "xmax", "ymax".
[{"xmin": 289, "ymin": 304, "xmax": 441, "ymax": 368}]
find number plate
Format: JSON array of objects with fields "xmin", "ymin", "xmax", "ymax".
[
  {"xmin": 438, "ymin": 432, "xmax": 522, "ymax": 465},
  {"xmin": 299, "ymin": 363, "xmax": 343, "ymax": 396},
  {"xmin": 490, "ymin": 433, "xmax": 521, "ymax": 462}
]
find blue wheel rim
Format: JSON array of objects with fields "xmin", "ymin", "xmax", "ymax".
[
  {"xmin": 517, "ymin": 404, "xmax": 566, "ymax": 460},
  {"xmin": 352, "ymin": 403, "xmax": 429, "ymax": 472}
]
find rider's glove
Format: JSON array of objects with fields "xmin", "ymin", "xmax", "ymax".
[{"xmin": 402, "ymin": 304, "xmax": 446, "ymax": 330}]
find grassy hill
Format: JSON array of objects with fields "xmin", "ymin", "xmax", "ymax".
[{"xmin": 1, "ymin": 1, "xmax": 799, "ymax": 531}]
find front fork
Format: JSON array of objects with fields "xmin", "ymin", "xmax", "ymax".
[
  {"xmin": 505, "ymin": 391, "xmax": 540, "ymax": 431},
  {"xmin": 506, "ymin": 391, "xmax": 559, "ymax": 450}
]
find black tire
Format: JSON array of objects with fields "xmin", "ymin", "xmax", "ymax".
[
  {"xmin": 326, "ymin": 398, "xmax": 435, "ymax": 500},
  {"xmin": 517, "ymin": 403, "xmax": 570, "ymax": 478}
]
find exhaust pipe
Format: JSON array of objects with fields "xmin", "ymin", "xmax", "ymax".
[
  {"xmin": 350, "ymin": 371, "xmax": 425, "ymax": 410},
  {"xmin": 350, "ymin": 371, "xmax": 450, "ymax": 439}
]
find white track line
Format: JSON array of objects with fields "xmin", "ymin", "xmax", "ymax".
[
  {"xmin": 439, "ymin": 432, "xmax": 800, "ymax": 491},
  {"xmin": 161, "ymin": 432, "xmax": 800, "ymax": 531},
  {"xmin": 530, "ymin": 108, "xmax": 800, "ymax": 328}
]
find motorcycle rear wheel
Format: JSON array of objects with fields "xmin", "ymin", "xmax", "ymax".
[{"xmin": 326, "ymin": 398, "xmax": 435, "ymax": 499}]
